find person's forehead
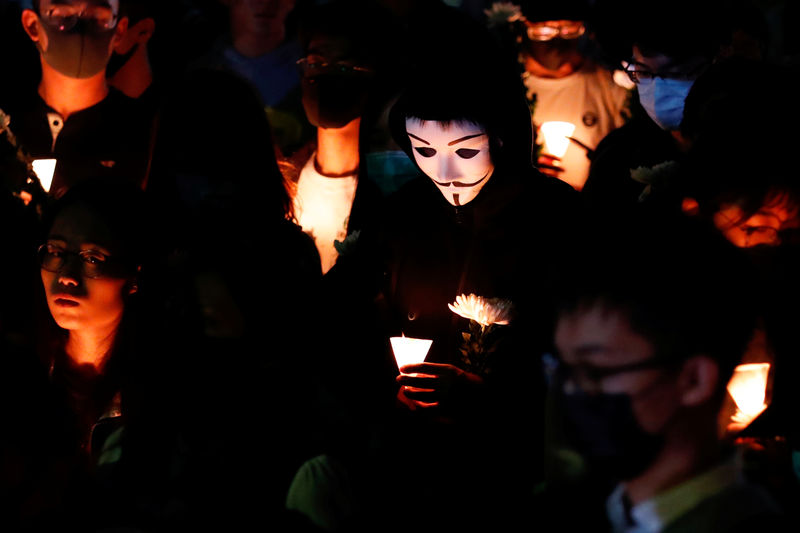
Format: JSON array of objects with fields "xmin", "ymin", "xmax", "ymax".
[
  {"xmin": 555, "ymin": 305, "xmax": 655, "ymax": 365},
  {"xmin": 406, "ymin": 118, "xmax": 485, "ymax": 140},
  {"xmin": 48, "ymin": 204, "xmax": 119, "ymax": 251},
  {"xmin": 631, "ymin": 45, "xmax": 707, "ymax": 72}
]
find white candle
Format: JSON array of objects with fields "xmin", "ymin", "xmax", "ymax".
[
  {"xmin": 32, "ymin": 158, "xmax": 57, "ymax": 193},
  {"xmin": 540, "ymin": 121, "xmax": 576, "ymax": 158},
  {"xmin": 727, "ymin": 362, "xmax": 770, "ymax": 430},
  {"xmin": 390, "ymin": 336, "xmax": 432, "ymax": 372}
]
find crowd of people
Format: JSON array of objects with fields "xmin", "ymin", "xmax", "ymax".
[{"xmin": 1, "ymin": 0, "xmax": 799, "ymax": 531}]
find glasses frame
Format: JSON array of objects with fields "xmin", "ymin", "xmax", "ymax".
[
  {"xmin": 38, "ymin": 243, "xmax": 130, "ymax": 280},
  {"xmin": 39, "ymin": 6, "xmax": 119, "ymax": 32},
  {"xmin": 548, "ymin": 355, "xmax": 675, "ymax": 395},
  {"xmin": 525, "ymin": 21, "xmax": 586, "ymax": 42},
  {"xmin": 296, "ymin": 57, "xmax": 375, "ymax": 77},
  {"xmin": 623, "ymin": 59, "xmax": 711, "ymax": 84}
]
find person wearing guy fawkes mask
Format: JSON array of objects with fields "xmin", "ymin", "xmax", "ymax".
[
  {"xmin": 538, "ymin": 208, "xmax": 791, "ymax": 533},
  {"xmin": 9, "ymin": 0, "xmax": 153, "ymax": 198}
]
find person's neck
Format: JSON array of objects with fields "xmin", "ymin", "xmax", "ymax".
[
  {"xmin": 108, "ymin": 50, "xmax": 152, "ymax": 98},
  {"xmin": 65, "ymin": 318, "xmax": 122, "ymax": 371},
  {"xmin": 232, "ymin": 28, "xmax": 285, "ymax": 58},
  {"xmin": 523, "ymin": 54, "xmax": 583, "ymax": 79},
  {"xmin": 624, "ymin": 424, "xmax": 722, "ymax": 505},
  {"xmin": 315, "ymin": 118, "xmax": 361, "ymax": 177},
  {"xmin": 39, "ymin": 60, "xmax": 109, "ymax": 120}
]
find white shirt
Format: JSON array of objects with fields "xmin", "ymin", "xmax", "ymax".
[
  {"xmin": 523, "ymin": 62, "xmax": 630, "ymax": 190},
  {"xmin": 292, "ymin": 153, "xmax": 358, "ymax": 275}
]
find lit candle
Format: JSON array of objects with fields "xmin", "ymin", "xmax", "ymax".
[
  {"xmin": 390, "ymin": 335, "xmax": 432, "ymax": 373},
  {"xmin": 539, "ymin": 121, "xmax": 576, "ymax": 159},
  {"xmin": 727, "ymin": 362, "xmax": 770, "ymax": 431},
  {"xmin": 32, "ymin": 158, "xmax": 57, "ymax": 193}
]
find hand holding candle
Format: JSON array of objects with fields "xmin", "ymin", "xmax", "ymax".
[{"xmin": 537, "ymin": 121, "xmax": 575, "ymax": 178}]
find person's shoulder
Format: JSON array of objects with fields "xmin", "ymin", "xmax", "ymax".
[{"xmin": 664, "ymin": 481, "xmax": 792, "ymax": 533}]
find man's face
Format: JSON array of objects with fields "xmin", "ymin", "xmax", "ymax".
[
  {"xmin": 405, "ymin": 118, "xmax": 494, "ymax": 207},
  {"xmin": 25, "ymin": 0, "xmax": 125, "ymax": 79},
  {"xmin": 554, "ymin": 305, "xmax": 680, "ymax": 433}
]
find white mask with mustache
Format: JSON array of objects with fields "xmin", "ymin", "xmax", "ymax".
[{"xmin": 406, "ymin": 118, "xmax": 494, "ymax": 206}]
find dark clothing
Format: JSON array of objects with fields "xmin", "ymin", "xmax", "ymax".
[
  {"xmin": 582, "ymin": 116, "xmax": 682, "ymax": 209},
  {"xmin": 336, "ymin": 166, "xmax": 583, "ymax": 531},
  {"xmin": 4, "ymin": 87, "xmax": 154, "ymax": 197}
]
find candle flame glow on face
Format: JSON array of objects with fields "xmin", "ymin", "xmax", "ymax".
[{"xmin": 727, "ymin": 363, "xmax": 770, "ymax": 428}]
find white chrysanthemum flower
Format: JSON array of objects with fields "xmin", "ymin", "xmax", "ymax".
[{"xmin": 448, "ymin": 293, "xmax": 513, "ymax": 327}]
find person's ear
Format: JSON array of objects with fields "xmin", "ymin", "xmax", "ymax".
[
  {"xmin": 677, "ymin": 355, "xmax": 720, "ymax": 406},
  {"xmin": 133, "ymin": 17, "xmax": 155, "ymax": 45},
  {"xmin": 21, "ymin": 9, "xmax": 43, "ymax": 44},
  {"xmin": 111, "ymin": 16, "xmax": 129, "ymax": 48}
]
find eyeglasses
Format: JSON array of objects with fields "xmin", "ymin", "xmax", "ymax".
[
  {"xmin": 38, "ymin": 243, "xmax": 130, "ymax": 279},
  {"xmin": 296, "ymin": 57, "xmax": 374, "ymax": 77},
  {"xmin": 545, "ymin": 354, "xmax": 673, "ymax": 394},
  {"xmin": 526, "ymin": 21, "xmax": 585, "ymax": 42},
  {"xmin": 40, "ymin": 4, "xmax": 119, "ymax": 32},
  {"xmin": 623, "ymin": 60, "xmax": 710, "ymax": 84}
]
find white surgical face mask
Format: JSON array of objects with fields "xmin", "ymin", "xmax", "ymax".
[
  {"xmin": 637, "ymin": 77, "xmax": 695, "ymax": 131},
  {"xmin": 406, "ymin": 118, "xmax": 494, "ymax": 206}
]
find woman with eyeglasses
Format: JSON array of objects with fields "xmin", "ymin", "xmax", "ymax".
[{"xmin": 31, "ymin": 176, "xmax": 183, "ymax": 530}]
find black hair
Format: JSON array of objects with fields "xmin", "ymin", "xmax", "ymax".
[
  {"xmin": 555, "ymin": 205, "xmax": 759, "ymax": 389},
  {"xmin": 591, "ymin": 0, "xmax": 734, "ymax": 65},
  {"xmin": 679, "ymin": 56, "xmax": 799, "ymax": 227},
  {"xmin": 146, "ymin": 67, "xmax": 293, "ymax": 224},
  {"xmin": 388, "ymin": 9, "xmax": 533, "ymax": 173},
  {"xmin": 118, "ymin": 0, "xmax": 160, "ymax": 24}
]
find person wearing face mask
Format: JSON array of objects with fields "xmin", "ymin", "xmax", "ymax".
[
  {"xmin": 490, "ymin": 0, "xmax": 631, "ymax": 191},
  {"xmin": 580, "ymin": 0, "xmax": 760, "ymax": 209},
  {"xmin": 6, "ymin": 0, "xmax": 154, "ymax": 198},
  {"xmin": 537, "ymin": 208, "xmax": 792, "ymax": 532},
  {"xmin": 285, "ymin": 0, "xmax": 392, "ymax": 278}
]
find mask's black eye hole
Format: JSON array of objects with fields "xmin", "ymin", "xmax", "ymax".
[
  {"xmin": 414, "ymin": 147, "xmax": 436, "ymax": 158},
  {"xmin": 455, "ymin": 148, "xmax": 479, "ymax": 159}
]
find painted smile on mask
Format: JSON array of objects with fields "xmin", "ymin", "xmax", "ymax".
[{"xmin": 406, "ymin": 119, "xmax": 495, "ymax": 207}]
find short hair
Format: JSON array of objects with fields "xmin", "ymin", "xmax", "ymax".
[
  {"xmin": 388, "ymin": 9, "xmax": 533, "ymax": 172},
  {"xmin": 555, "ymin": 205, "xmax": 759, "ymax": 386},
  {"xmin": 118, "ymin": 0, "xmax": 160, "ymax": 24}
]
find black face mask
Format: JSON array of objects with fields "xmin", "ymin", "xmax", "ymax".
[
  {"xmin": 301, "ymin": 73, "xmax": 370, "ymax": 129},
  {"xmin": 37, "ymin": 17, "xmax": 116, "ymax": 79},
  {"xmin": 106, "ymin": 42, "xmax": 138, "ymax": 78},
  {"xmin": 560, "ymin": 391, "xmax": 665, "ymax": 481}
]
